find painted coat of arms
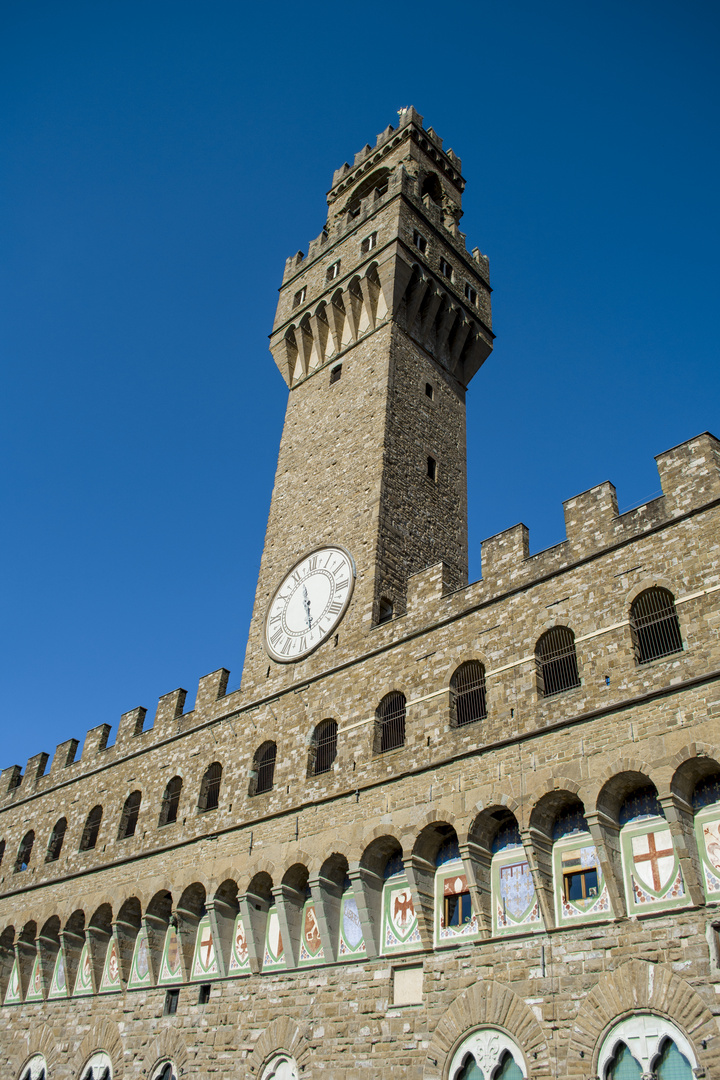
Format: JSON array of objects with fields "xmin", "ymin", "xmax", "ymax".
[
  {"xmin": 228, "ymin": 914, "xmax": 250, "ymax": 971},
  {"xmin": 263, "ymin": 909, "xmax": 285, "ymax": 968},
  {"xmin": 338, "ymin": 894, "xmax": 365, "ymax": 957},
  {"xmin": 158, "ymin": 925, "xmax": 183, "ymax": 984},
  {"xmin": 384, "ymin": 882, "xmax": 421, "ymax": 950},
  {"xmin": 48, "ymin": 948, "xmax": 67, "ymax": 998},
  {"xmin": 191, "ymin": 916, "xmax": 219, "ymax": 978},
  {"xmin": 627, "ymin": 826, "xmax": 684, "ymax": 907},
  {"xmin": 128, "ymin": 927, "xmax": 151, "ymax": 988},
  {"xmin": 299, "ymin": 903, "xmax": 324, "ymax": 963},
  {"xmin": 73, "ymin": 941, "xmax": 93, "ymax": 996},
  {"xmin": 99, "ymin": 936, "xmax": 121, "ymax": 992}
]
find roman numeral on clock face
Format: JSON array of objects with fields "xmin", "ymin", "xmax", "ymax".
[{"xmin": 265, "ymin": 546, "xmax": 355, "ymax": 663}]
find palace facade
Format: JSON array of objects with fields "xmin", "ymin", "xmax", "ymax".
[{"xmin": 1, "ymin": 108, "xmax": 720, "ymax": 1080}]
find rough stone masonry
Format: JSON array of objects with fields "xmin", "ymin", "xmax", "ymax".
[{"xmin": 1, "ymin": 108, "xmax": 719, "ymax": 1080}]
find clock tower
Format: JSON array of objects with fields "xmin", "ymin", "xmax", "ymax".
[{"xmin": 241, "ymin": 108, "xmax": 493, "ymax": 694}]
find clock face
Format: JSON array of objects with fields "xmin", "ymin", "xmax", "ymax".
[{"xmin": 265, "ymin": 546, "xmax": 356, "ymax": 662}]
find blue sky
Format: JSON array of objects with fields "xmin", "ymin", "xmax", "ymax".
[{"xmin": 1, "ymin": 0, "xmax": 718, "ymax": 770}]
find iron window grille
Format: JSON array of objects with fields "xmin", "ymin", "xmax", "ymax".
[
  {"xmin": 413, "ymin": 230, "xmax": 427, "ymax": 253},
  {"xmin": 376, "ymin": 692, "xmax": 406, "ymax": 753},
  {"xmin": 46, "ymin": 817, "xmax": 67, "ymax": 862},
  {"xmin": 200, "ymin": 762, "xmax": 222, "ymax": 811},
  {"xmin": 310, "ymin": 719, "xmax": 338, "ymax": 776},
  {"xmin": 535, "ymin": 627, "xmax": 581, "ymax": 698},
  {"xmin": 80, "ymin": 805, "xmax": 103, "ymax": 851},
  {"xmin": 630, "ymin": 587, "xmax": 683, "ymax": 664},
  {"xmin": 254, "ymin": 742, "xmax": 277, "ymax": 795},
  {"xmin": 451, "ymin": 661, "xmax": 487, "ymax": 727},
  {"xmin": 160, "ymin": 776, "xmax": 183, "ymax": 826}
]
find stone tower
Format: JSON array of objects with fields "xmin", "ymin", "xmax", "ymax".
[{"xmin": 241, "ymin": 107, "xmax": 494, "ymax": 694}]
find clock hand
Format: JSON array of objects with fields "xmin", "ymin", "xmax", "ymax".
[{"xmin": 302, "ymin": 584, "xmax": 312, "ymax": 629}]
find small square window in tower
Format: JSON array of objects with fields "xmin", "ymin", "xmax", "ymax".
[
  {"xmin": 413, "ymin": 230, "xmax": 427, "ymax": 253},
  {"xmin": 427, "ymin": 456, "xmax": 437, "ymax": 481},
  {"xmin": 464, "ymin": 282, "xmax": 477, "ymax": 305},
  {"xmin": 330, "ymin": 364, "xmax": 342, "ymax": 385},
  {"xmin": 361, "ymin": 232, "xmax": 377, "ymax": 254},
  {"xmin": 425, "ymin": 382, "xmax": 434, "ymax": 400},
  {"xmin": 327, "ymin": 261, "xmax": 340, "ymax": 281},
  {"xmin": 439, "ymin": 258, "xmax": 452, "ymax": 280},
  {"xmin": 292, "ymin": 287, "xmax": 306, "ymax": 309}
]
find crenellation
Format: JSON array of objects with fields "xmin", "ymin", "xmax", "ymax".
[
  {"xmin": 115, "ymin": 706, "xmax": 148, "ymax": 745},
  {"xmin": 18, "ymin": 755, "xmax": 48, "ymax": 794},
  {"xmin": 480, "ymin": 523, "xmax": 530, "ymax": 586},
  {"xmin": 375, "ymin": 124, "xmax": 395, "ymax": 149},
  {"xmin": 80, "ymin": 723, "xmax": 111, "ymax": 762},
  {"xmin": 153, "ymin": 688, "xmax": 188, "ymax": 736},
  {"xmin": 0, "ymin": 767, "xmax": 21, "ymax": 797},
  {"xmin": 656, "ymin": 432, "xmax": 720, "ymax": 517},
  {"xmin": 49, "ymin": 737, "xmax": 78, "ymax": 776},
  {"xmin": 2, "ymin": 111, "xmax": 718, "ymax": 1080},
  {"xmin": 562, "ymin": 482, "xmax": 619, "ymax": 554},
  {"xmin": 194, "ymin": 668, "xmax": 230, "ymax": 718}
]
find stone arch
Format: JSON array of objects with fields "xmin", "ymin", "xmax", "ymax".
[
  {"xmin": 668, "ymin": 744, "xmax": 720, "ymax": 805},
  {"xmin": 424, "ymin": 978, "xmax": 551, "ymax": 1079},
  {"xmin": 358, "ymin": 820, "xmax": 403, "ymax": 855},
  {"xmin": 308, "ymin": 840, "xmax": 351, "ymax": 878},
  {"xmin": 625, "ymin": 575, "xmax": 678, "ymax": 608},
  {"xmin": 566, "ymin": 959, "xmax": 718, "ymax": 1078},
  {"xmin": 402, "ymin": 806, "xmax": 461, "ymax": 847},
  {"xmin": 518, "ymin": 775, "xmax": 582, "ymax": 832},
  {"xmin": 73, "ymin": 1017, "xmax": 125, "ymax": 1079},
  {"xmin": 242, "ymin": 858, "xmax": 277, "ymax": 891},
  {"xmin": 138, "ymin": 1027, "xmax": 189, "ymax": 1080},
  {"xmin": 442, "ymin": 652, "xmax": 491, "ymax": 690},
  {"xmin": 595, "ymin": 766, "xmax": 657, "ymax": 824},
  {"xmin": 209, "ymin": 865, "xmax": 243, "ymax": 895},
  {"xmin": 526, "ymin": 783, "xmax": 585, "ymax": 837},
  {"xmin": 11, "ymin": 1025, "xmax": 61, "ymax": 1080},
  {"xmin": 245, "ymin": 1016, "xmax": 311, "ymax": 1078}
]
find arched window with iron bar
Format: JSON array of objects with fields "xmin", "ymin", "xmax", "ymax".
[
  {"xmin": 535, "ymin": 627, "xmax": 581, "ymax": 698},
  {"xmin": 159, "ymin": 775, "xmax": 183, "ymax": 826},
  {"xmin": 630, "ymin": 586, "xmax": 683, "ymax": 664},
  {"xmin": 80, "ymin": 805, "xmax": 103, "ymax": 851},
  {"xmin": 199, "ymin": 762, "xmax": 222, "ymax": 812},
  {"xmin": 451, "ymin": 661, "xmax": 487, "ymax": 727},
  {"xmin": 46, "ymin": 816, "xmax": 67, "ymax": 862},
  {"xmin": 118, "ymin": 791, "xmax": 142, "ymax": 840},
  {"xmin": 309, "ymin": 719, "xmax": 338, "ymax": 776},
  {"xmin": 376, "ymin": 691, "xmax": 406, "ymax": 753},
  {"xmin": 252, "ymin": 742, "xmax": 277, "ymax": 795}
]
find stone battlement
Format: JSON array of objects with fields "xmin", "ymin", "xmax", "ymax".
[
  {"xmin": 2, "ymin": 432, "xmax": 718, "ymax": 803},
  {"xmin": 281, "ymin": 107, "xmax": 476, "ymax": 286}
]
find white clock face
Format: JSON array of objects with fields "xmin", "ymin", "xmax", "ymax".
[{"xmin": 265, "ymin": 546, "xmax": 356, "ymax": 662}]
